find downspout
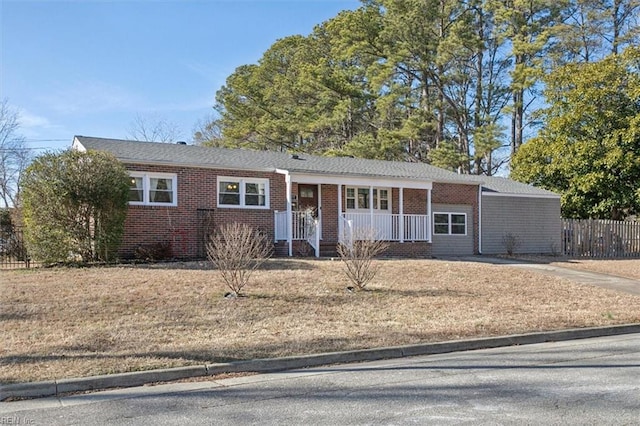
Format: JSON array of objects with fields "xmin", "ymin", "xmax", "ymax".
[
  {"xmin": 286, "ymin": 173, "xmax": 293, "ymax": 257},
  {"xmin": 478, "ymin": 184, "xmax": 482, "ymax": 255},
  {"xmin": 338, "ymin": 184, "xmax": 343, "ymax": 242},
  {"xmin": 315, "ymin": 184, "xmax": 322, "ymax": 258},
  {"xmin": 427, "ymin": 186, "xmax": 432, "ymax": 243}
]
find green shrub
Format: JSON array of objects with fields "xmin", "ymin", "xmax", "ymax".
[{"xmin": 21, "ymin": 149, "xmax": 129, "ymax": 264}]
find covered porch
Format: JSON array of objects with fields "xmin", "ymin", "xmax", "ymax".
[{"xmin": 273, "ymin": 172, "xmax": 433, "ymax": 257}]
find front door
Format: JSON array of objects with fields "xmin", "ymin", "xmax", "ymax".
[{"xmin": 298, "ymin": 184, "xmax": 318, "ymax": 216}]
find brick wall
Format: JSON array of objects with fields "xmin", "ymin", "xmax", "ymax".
[
  {"xmin": 321, "ymin": 184, "xmax": 339, "ymax": 242},
  {"xmin": 383, "ymin": 241, "xmax": 432, "ymax": 258},
  {"xmin": 121, "ymin": 163, "xmax": 481, "ymax": 259},
  {"xmin": 403, "ymin": 188, "xmax": 428, "ymax": 215},
  {"xmin": 122, "ymin": 164, "xmax": 286, "ymax": 259}
]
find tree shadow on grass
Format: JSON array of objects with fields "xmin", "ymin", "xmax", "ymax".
[
  {"xmin": 0, "ymin": 311, "xmax": 37, "ymax": 321},
  {"xmin": 1, "ymin": 335, "xmax": 377, "ymax": 383},
  {"xmin": 130, "ymin": 258, "xmax": 317, "ymax": 271},
  {"xmin": 366, "ymin": 287, "xmax": 478, "ymax": 298}
]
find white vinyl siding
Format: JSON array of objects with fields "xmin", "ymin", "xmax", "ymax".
[
  {"xmin": 431, "ymin": 204, "xmax": 474, "ymax": 256},
  {"xmin": 481, "ymin": 195, "xmax": 561, "ymax": 254}
]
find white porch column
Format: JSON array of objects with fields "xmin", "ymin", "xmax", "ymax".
[
  {"xmin": 399, "ymin": 187, "xmax": 404, "ymax": 243},
  {"xmin": 369, "ymin": 186, "xmax": 374, "ymax": 235},
  {"xmin": 337, "ymin": 183, "xmax": 343, "ymax": 241},
  {"xmin": 317, "ymin": 184, "xmax": 322, "ymax": 240},
  {"xmin": 427, "ymin": 186, "xmax": 432, "ymax": 242},
  {"xmin": 285, "ymin": 173, "xmax": 293, "ymax": 257}
]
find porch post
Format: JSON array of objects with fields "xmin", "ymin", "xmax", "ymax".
[
  {"xmin": 399, "ymin": 187, "xmax": 404, "ymax": 243},
  {"xmin": 369, "ymin": 186, "xmax": 374, "ymax": 237},
  {"xmin": 317, "ymin": 184, "xmax": 322, "ymax": 241},
  {"xmin": 286, "ymin": 173, "xmax": 293, "ymax": 256},
  {"xmin": 338, "ymin": 184, "xmax": 343, "ymax": 241},
  {"xmin": 427, "ymin": 186, "xmax": 432, "ymax": 242}
]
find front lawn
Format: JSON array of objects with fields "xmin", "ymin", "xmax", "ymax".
[{"xmin": 2, "ymin": 258, "xmax": 639, "ymax": 384}]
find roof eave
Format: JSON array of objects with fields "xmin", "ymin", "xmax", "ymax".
[{"xmin": 118, "ymin": 158, "xmax": 277, "ymax": 174}]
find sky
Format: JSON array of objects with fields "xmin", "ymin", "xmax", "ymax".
[{"xmin": 1, "ymin": 0, "xmax": 361, "ymax": 152}]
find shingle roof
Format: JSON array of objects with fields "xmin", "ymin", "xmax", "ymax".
[
  {"xmin": 479, "ymin": 176, "xmax": 559, "ymax": 197},
  {"xmin": 73, "ymin": 136, "xmax": 558, "ymax": 197}
]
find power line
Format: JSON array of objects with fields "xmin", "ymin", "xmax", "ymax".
[
  {"xmin": 0, "ymin": 147, "xmax": 55, "ymax": 151},
  {"xmin": 23, "ymin": 139, "xmax": 68, "ymax": 142}
]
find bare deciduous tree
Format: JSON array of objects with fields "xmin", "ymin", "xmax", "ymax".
[
  {"xmin": 127, "ymin": 113, "xmax": 182, "ymax": 143},
  {"xmin": 337, "ymin": 227, "xmax": 389, "ymax": 291},
  {"xmin": 0, "ymin": 99, "xmax": 31, "ymax": 208},
  {"xmin": 193, "ymin": 114, "xmax": 224, "ymax": 147},
  {"xmin": 207, "ymin": 222, "xmax": 272, "ymax": 297}
]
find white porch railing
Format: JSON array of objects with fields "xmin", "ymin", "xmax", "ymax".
[
  {"xmin": 274, "ymin": 210, "xmax": 320, "ymax": 256},
  {"xmin": 274, "ymin": 210, "xmax": 288, "ymax": 241},
  {"xmin": 342, "ymin": 213, "xmax": 430, "ymax": 242},
  {"xmin": 276, "ymin": 211, "xmax": 430, "ymax": 254},
  {"xmin": 339, "ymin": 215, "xmax": 353, "ymax": 247}
]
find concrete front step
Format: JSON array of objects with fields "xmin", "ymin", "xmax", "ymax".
[{"xmin": 273, "ymin": 241, "xmax": 338, "ymax": 258}]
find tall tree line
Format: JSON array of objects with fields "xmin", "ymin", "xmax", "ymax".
[{"xmin": 202, "ymin": 0, "xmax": 639, "ymax": 176}]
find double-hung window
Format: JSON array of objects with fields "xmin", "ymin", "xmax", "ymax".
[
  {"xmin": 345, "ymin": 187, "xmax": 390, "ymax": 211},
  {"xmin": 433, "ymin": 213, "xmax": 466, "ymax": 235},
  {"xmin": 218, "ymin": 177, "xmax": 269, "ymax": 209},
  {"xmin": 128, "ymin": 172, "xmax": 177, "ymax": 206}
]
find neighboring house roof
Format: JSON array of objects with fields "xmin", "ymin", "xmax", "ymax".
[{"xmin": 73, "ymin": 136, "xmax": 558, "ymax": 197}]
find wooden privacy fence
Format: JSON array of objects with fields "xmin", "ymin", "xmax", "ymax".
[{"xmin": 562, "ymin": 219, "xmax": 640, "ymax": 258}]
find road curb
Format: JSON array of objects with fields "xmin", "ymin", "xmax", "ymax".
[{"xmin": 3, "ymin": 323, "xmax": 640, "ymax": 401}]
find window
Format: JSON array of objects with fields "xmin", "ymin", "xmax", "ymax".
[
  {"xmin": 345, "ymin": 187, "xmax": 390, "ymax": 211},
  {"xmin": 299, "ymin": 187, "xmax": 314, "ymax": 198},
  {"xmin": 128, "ymin": 172, "xmax": 177, "ymax": 206},
  {"xmin": 218, "ymin": 177, "xmax": 269, "ymax": 209},
  {"xmin": 433, "ymin": 213, "xmax": 466, "ymax": 235},
  {"xmin": 346, "ymin": 188, "xmax": 356, "ymax": 209}
]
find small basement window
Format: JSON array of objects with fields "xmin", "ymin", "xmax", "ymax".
[
  {"xmin": 217, "ymin": 177, "xmax": 269, "ymax": 209},
  {"xmin": 433, "ymin": 212, "xmax": 466, "ymax": 235},
  {"xmin": 128, "ymin": 172, "xmax": 177, "ymax": 206}
]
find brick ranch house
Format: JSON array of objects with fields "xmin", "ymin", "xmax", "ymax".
[{"xmin": 73, "ymin": 136, "xmax": 561, "ymax": 259}]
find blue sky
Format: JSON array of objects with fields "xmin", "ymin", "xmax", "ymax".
[{"xmin": 1, "ymin": 0, "xmax": 361, "ymax": 152}]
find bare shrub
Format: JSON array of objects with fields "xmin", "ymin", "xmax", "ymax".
[
  {"xmin": 134, "ymin": 241, "xmax": 172, "ymax": 261},
  {"xmin": 502, "ymin": 232, "xmax": 521, "ymax": 256},
  {"xmin": 337, "ymin": 227, "xmax": 389, "ymax": 290},
  {"xmin": 207, "ymin": 223, "xmax": 271, "ymax": 297}
]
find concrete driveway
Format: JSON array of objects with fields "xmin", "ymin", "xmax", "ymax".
[
  {"xmin": 3, "ymin": 333, "xmax": 639, "ymax": 425},
  {"xmin": 460, "ymin": 256, "xmax": 640, "ymax": 296}
]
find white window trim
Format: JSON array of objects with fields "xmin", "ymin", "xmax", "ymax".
[
  {"xmin": 433, "ymin": 212, "xmax": 467, "ymax": 236},
  {"xmin": 217, "ymin": 176, "xmax": 270, "ymax": 209},
  {"xmin": 129, "ymin": 172, "xmax": 178, "ymax": 207},
  {"xmin": 345, "ymin": 186, "xmax": 392, "ymax": 212}
]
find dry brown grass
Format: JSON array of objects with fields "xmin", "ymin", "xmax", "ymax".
[
  {"xmin": 2, "ymin": 258, "xmax": 639, "ymax": 384},
  {"xmin": 550, "ymin": 258, "xmax": 640, "ymax": 280}
]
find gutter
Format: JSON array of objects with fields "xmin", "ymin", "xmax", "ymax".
[{"xmin": 478, "ymin": 185, "xmax": 482, "ymax": 254}]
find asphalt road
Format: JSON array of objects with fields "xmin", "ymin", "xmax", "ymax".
[{"xmin": 2, "ymin": 333, "xmax": 639, "ymax": 425}]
